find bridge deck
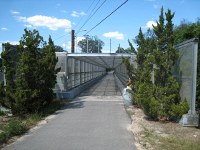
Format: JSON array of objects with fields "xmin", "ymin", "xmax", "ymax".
[{"xmin": 80, "ymin": 72, "xmax": 121, "ymax": 97}]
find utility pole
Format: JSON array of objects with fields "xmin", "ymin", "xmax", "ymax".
[{"xmin": 71, "ymin": 29, "xmax": 75, "ymax": 53}]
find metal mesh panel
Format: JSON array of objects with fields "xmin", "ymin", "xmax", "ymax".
[
  {"xmin": 55, "ymin": 53, "xmax": 135, "ymax": 92},
  {"xmin": 56, "ymin": 55, "xmax": 66, "ymax": 72},
  {"xmin": 173, "ymin": 43, "xmax": 193, "ymax": 101},
  {"xmin": 173, "ymin": 38, "xmax": 198, "ymax": 114},
  {"xmin": 55, "ymin": 54, "xmax": 107, "ymax": 91},
  {"xmin": 115, "ymin": 63, "xmax": 129, "ymax": 86},
  {"xmin": 55, "ymin": 54, "xmax": 67, "ymax": 91}
]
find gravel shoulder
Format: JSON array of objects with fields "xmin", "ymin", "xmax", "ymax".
[{"xmin": 126, "ymin": 105, "xmax": 200, "ymax": 150}]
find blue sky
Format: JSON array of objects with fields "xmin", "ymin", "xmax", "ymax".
[{"xmin": 0, "ymin": 0, "xmax": 200, "ymax": 53}]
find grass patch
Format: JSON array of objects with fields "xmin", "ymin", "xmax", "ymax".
[
  {"xmin": 0, "ymin": 119, "xmax": 27, "ymax": 144},
  {"xmin": 24, "ymin": 100, "xmax": 66, "ymax": 128},
  {"xmin": 0, "ymin": 132, "xmax": 9, "ymax": 145},
  {"xmin": 157, "ymin": 136, "xmax": 200, "ymax": 150},
  {"xmin": 141, "ymin": 127, "xmax": 200, "ymax": 150},
  {"xmin": 5, "ymin": 119, "xmax": 27, "ymax": 136},
  {"xmin": 24, "ymin": 114, "xmax": 43, "ymax": 128},
  {"xmin": 0, "ymin": 100, "xmax": 66, "ymax": 147}
]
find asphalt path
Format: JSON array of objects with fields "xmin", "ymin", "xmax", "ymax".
[{"xmin": 3, "ymin": 72, "xmax": 136, "ymax": 150}]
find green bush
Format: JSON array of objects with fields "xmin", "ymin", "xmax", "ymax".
[
  {"xmin": 142, "ymin": 97, "xmax": 159, "ymax": 120},
  {"xmin": 0, "ymin": 119, "xmax": 27, "ymax": 144},
  {"xmin": 135, "ymin": 83, "xmax": 159, "ymax": 119},
  {"xmin": 5, "ymin": 119, "xmax": 27, "ymax": 136},
  {"xmin": 135, "ymin": 83, "xmax": 152, "ymax": 107},
  {"xmin": 170, "ymin": 99, "xmax": 189, "ymax": 119},
  {"xmin": 0, "ymin": 111, "xmax": 5, "ymax": 116},
  {"xmin": 0, "ymin": 132, "xmax": 9, "ymax": 144},
  {"xmin": 135, "ymin": 82, "xmax": 186, "ymax": 120}
]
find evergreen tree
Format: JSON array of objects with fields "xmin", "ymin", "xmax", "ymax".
[
  {"xmin": 54, "ymin": 45, "xmax": 64, "ymax": 52},
  {"xmin": 14, "ymin": 29, "xmax": 59, "ymax": 114},
  {"xmin": 152, "ymin": 7, "xmax": 181, "ymax": 118},
  {"xmin": 14, "ymin": 29, "xmax": 44, "ymax": 113},
  {"xmin": 153, "ymin": 6, "xmax": 167, "ymax": 86},
  {"xmin": 116, "ymin": 44, "xmax": 136, "ymax": 53},
  {"xmin": 39, "ymin": 36, "xmax": 60, "ymax": 106},
  {"xmin": 135, "ymin": 28, "xmax": 146, "ymax": 69},
  {"xmin": 0, "ymin": 43, "xmax": 16, "ymax": 111},
  {"xmin": 124, "ymin": 7, "xmax": 188, "ymax": 120},
  {"xmin": 0, "ymin": 29, "xmax": 59, "ymax": 114}
]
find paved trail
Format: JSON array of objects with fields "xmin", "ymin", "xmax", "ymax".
[{"xmin": 4, "ymin": 72, "xmax": 136, "ymax": 150}]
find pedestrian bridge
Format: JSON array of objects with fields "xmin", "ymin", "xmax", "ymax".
[{"xmin": 54, "ymin": 52, "xmax": 135, "ymax": 99}]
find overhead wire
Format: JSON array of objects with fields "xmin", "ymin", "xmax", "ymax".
[
  {"xmin": 76, "ymin": 0, "xmax": 107, "ymax": 35},
  {"xmin": 53, "ymin": 0, "xmax": 106, "ymax": 43},
  {"xmin": 75, "ymin": 0, "xmax": 97, "ymax": 30},
  {"xmin": 53, "ymin": 0, "xmax": 97, "ymax": 42},
  {"xmin": 76, "ymin": 0, "xmax": 101, "ymax": 34},
  {"xmin": 53, "ymin": 34, "xmax": 68, "ymax": 41},
  {"xmin": 83, "ymin": 0, "xmax": 128, "ymax": 36}
]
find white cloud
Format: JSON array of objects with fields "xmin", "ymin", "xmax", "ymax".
[
  {"xmin": 146, "ymin": 20, "xmax": 157, "ymax": 29},
  {"xmin": 71, "ymin": 11, "xmax": 86, "ymax": 18},
  {"xmin": 1, "ymin": 27, "xmax": 8, "ymax": 31},
  {"xmin": 64, "ymin": 28, "xmax": 71, "ymax": 33},
  {"xmin": 17, "ymin": 15, "xmax": 72, "ymax": 30},
  {"xmin": 76, "ymin": 36, "xmax": 85, "ymax": 43},
  {"xmin": 24, "ymin": 24, "xmax": 33, "ymax": 28},
  {"xmin": 62, "ymin": 43, "xmax": 67, "ymax": 49},
  {"xmin": 62, "ymin": 37, "xmax": 85, "ymax": 52},
  {"xmin": 11, "ymin": 10, "xmax": 20, "ymax": 14},
  {"xmin": 102, "ymin": 31, "xmax": 124, "ymax": 40},
  {"xmin": 63, "ymin": 41, "xmax": 71, "ymax": 50}
]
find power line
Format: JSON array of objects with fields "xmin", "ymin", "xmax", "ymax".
[
  {"xmin": 76, "ymin": 0, "xmax": 107, "ymax": 35},
  {"xmin": 83, "ymin": 0, "xmax": 128, "ymax": 36},
  {"xmin": 76, "ymin": 0, "xmax": 100, "ymax": 33},
  {"xmin": 76, "ymin": 0, "xmax": 100, "ymax": 34},
  {"xmin": 53, "ymin": 0, "xmax": 98, "ymax": 42},
  {"xmin": 75, "ymin": 0, "xmax": 97, "ymax": 30},
  {"xmin": 53, "ymin": 34, "xmax": 68, "ymax": 41}
]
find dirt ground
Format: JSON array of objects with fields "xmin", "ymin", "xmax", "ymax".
[{"xmin": 126, "ymin": 106, "xmax": 200, "ymax": 150}]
